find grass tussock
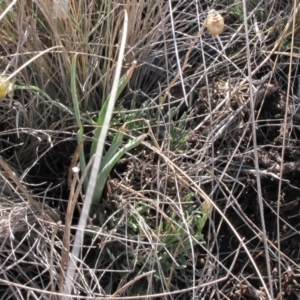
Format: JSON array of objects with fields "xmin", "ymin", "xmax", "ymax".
[{"xmin": 1, "ymin": 0, "xmax": 300, "ymax": 299}]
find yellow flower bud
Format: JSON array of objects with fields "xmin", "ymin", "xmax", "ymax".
[
  {"xmin": 206, "ymin": 10, "xmax": 224, "ymax": 37},
  {"xmin": 201, "ymin": 199, "xmax": 213, "ymax": 215},
  {"xmin": 0, "ymin": 77, "xmax": 13, "ymax": 101}
]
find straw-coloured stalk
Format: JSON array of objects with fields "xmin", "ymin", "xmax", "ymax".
[
  {"xmin": 206, "ymin": 9, "xmax": 224, "ymax": 37},
  {"xmin": 52, "ymin": 0, "xmax": 69, "ymax": 19}
]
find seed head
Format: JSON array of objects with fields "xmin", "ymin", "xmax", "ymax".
[
  {"xmin": 206, "ymin": 9, "xmax": 224, "ymax": 37},
  {"xmin": 201, "ymin": 199, "xmax": 213, "ymax": 215},
  {"xmin": 0, "ymin": 77, "xmax": 13, "ymax": 100}
]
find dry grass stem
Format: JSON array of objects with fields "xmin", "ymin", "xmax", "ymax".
[{"xmin": 0, "ymin": 0, "xmax": 299, "ymax": 299}]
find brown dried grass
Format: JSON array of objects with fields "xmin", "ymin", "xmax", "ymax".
[{"xmin": 0, "ymin": 0, "xmax": 299, "ymax": 299}]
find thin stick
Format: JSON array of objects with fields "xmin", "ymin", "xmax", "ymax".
[
  {"xmin": 242, "ymin": 0, "xmax": 273, "ymax": 298},
  {"xmin": 276, "ymin": 1, "xmax": 298, "ymax": 298}
]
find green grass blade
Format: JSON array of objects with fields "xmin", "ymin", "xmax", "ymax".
[
  {"xmin": 99, "ymin": 130, "xmax": 124, "ymax": 169},
  {"xmin": 92, "ymin": 133, "xmax": 147, "ymax": 203},
  {"xmin": 71, "ymin": 54, "xmax": 82, "ymax": 127},
  {"xmin": 90, "ymin": 61, "xmax": 137, "ymax": 157},
  {"xmin": 71, "ymin": 54, "xmax": 87, "ymax": 189}
]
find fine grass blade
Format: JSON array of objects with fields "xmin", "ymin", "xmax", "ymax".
[
  {"xmin": 90, "ymin": 61, "xmax": 137, "ymax": 157},
  {"xmin": 71, "ymin": 54, "xmax": 87, "ymax": 190},
  {"xmin": 92, "ymin": 132, "xmax": 147, "ymax": 204}
]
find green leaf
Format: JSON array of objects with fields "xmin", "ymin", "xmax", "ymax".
[
  {"xmin": 90, "ymin": 62, "xmax": 137, "ymax": 157},
  {"xmin": 92, "ymin": 133, "xmax": 147, "ymax": 204},
  {"xmin": 71, "ymin": 54, "xmax": 87, "ymax": 190}
]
